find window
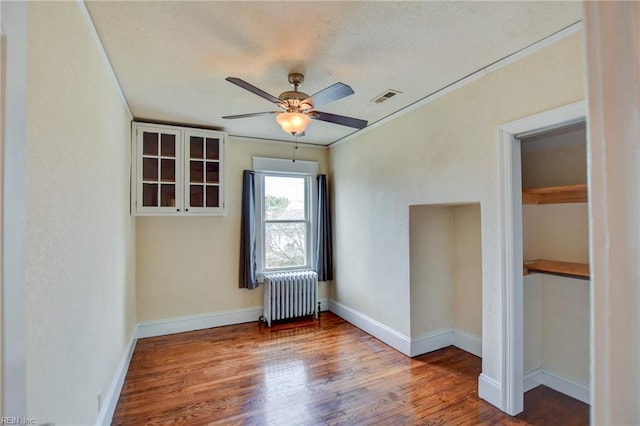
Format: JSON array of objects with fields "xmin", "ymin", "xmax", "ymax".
[
  {"xmin": 254, "ymin": 157, "xmax": 318, "ymax": 273},
  {"xmin": 262, "ymin": 174, "xmax": 310, "ymax": 269}
]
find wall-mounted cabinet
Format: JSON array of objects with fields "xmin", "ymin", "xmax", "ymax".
[{"xmin": 132, "ymin": 122, "xmax": 226, "ymax": 216}]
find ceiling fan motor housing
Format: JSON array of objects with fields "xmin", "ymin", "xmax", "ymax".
[{"xmin": 279, "ymin": 73, "xmax": 312, "ymax": 111}]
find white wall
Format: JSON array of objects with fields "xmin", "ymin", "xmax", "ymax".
[
  {"xmin": 25, "ymin": 3, "xmax": 135, "ymax": 424},
  {"xmin": 330, "ymin": 31, "xmax": 584, "ymax": 385},
  {"xmin": 136, "ymin": 138, "xmax": 330, "ymax": 322}
]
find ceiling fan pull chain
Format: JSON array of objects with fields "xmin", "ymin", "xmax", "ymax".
[{"xmin": 292, "ymin": 134, "xmax": 298, "ymax": 162}]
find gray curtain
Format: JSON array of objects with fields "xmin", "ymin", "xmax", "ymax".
[
  {"xmin": 239, "ymin": 170, "xmax": 257, "ymax": 289},
  {"xmin": 315, "ymin": 174, "xmax": 333, "ymax": 281}
]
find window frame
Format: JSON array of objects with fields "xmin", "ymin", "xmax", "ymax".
[{"xmin": 253, "ymin": 157, "xmax": 318, "ymax": 275}]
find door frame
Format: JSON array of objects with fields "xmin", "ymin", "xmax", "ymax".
[
  {"xmin": 1, "ymin": 1, "xmax": 28, "ymax": 417},
  {"xmin": 497, "ymin": 100, "xmax": 586, "ymax": 415}
]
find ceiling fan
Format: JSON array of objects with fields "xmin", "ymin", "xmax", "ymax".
[{"xmin": 222, "ymin": 73, "xmax": 368, "ymax": 136}]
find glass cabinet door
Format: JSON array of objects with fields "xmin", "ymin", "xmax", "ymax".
[
  {"xmin": 185, "ymin": 130, "xmax": 223, "ymax": 213},
  {"xmin": 138, "ymin": 126, "xmax": 182, "ymax": 213},
  {"xmin": 133, "ymin": 122, "xmax": 225, "ymax": 216}
]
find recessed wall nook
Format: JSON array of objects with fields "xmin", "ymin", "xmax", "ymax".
[{"xmin": 409, "ymin": 203, "xmax": 483, "ymax": 358}]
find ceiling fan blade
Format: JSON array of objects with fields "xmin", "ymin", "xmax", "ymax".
[
  {"xmin": 311, "ymin": 111, "xmax": 367, "ymax": 129},
  {"xmin": 225, "ymin": 77, "xmax": 282, "ymax": 104},
  {"xmin": 304, "ymin": 82, "xmax": 354, "ymax": 108},
  {"xmin": 222, "ymin": 111, "xmax": 276, "ymax": 119}
]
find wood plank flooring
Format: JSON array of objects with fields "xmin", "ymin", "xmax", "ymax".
[{"xmin": 113, "ymin": 313, "xmax": 589, "ymax": 425}]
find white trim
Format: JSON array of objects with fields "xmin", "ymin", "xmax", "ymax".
[
  {"xmin": 523, "ymin": 368, "xmax": 590, "ymax": 405},
  {"xmin": 497, "ymin": 100, "xmax": 587, "ymax": 416},
  {"xmin": 478, "ymin": 373, "xmax": 503, "ymax": 409},
  {"xmin": 409, "ymin": 329, "xmax": 482, "ymax": 358},
  {"xmin": 328, "ymin": 299, "xmax": 482, "ymax": 358},
  {"xmin": 540, "ymin": 369, "xmax": 590, "ymax": 405},
  {"xmin": 1, "ymin": 1, "xmax": 27, "ymax": 417},
  {"xmin": 136, "ymin": 300, "xmax": 330, "ymax": 339},
  {"xmin": 453, "ymin": 329, "xmax": 482, "ymax": 358},
  {"xmin": 410, "ymin": 329, "xmax": 453, "ymax": 357},
  {"xmin": 136, "ymin": 307, "xmax": 263, "ymax": 339},
  {"xmin": 230, "ymin": 134, "xmax": 328, "ymax": 149},
  {"xmin": 76, "ymin": 0, "xmax": 133, "ymax": 120},
  {"xmin": 94, "ymin": 335, "xmax": 137, "ymax": 426},
  {"xmin": 330, "ymin": 21, "xmax": 582, "ymax": 148},
  {"xmin": 523, "ymin": 368, "xmax": 544, "ymax": 392},
  {"xmin": 328, "ymin": 299, "xmax": 412, "ymax": 356},
  {"xmin": 498, "ymin": 114, "xmax": 525, "ymax": 415},
  {"xmin": 253, "ymin": 158, "xmax": 318, "ymax": 274},
  {"xmin": 252, "ymin": 156, "xmax": 319, "ymax": 175}
]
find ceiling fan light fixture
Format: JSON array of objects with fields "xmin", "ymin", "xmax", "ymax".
[{"xmin": 276, "ymin": 112, "xmax": 311, "ymax": 135}]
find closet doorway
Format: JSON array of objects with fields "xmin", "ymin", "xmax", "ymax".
[{"xmin": 497, "ymin": 101, "xmax": 589, "ymax": 415}]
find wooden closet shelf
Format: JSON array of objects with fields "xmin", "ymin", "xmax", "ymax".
[
  {"xmin": 522, "ymin": 183, "xmax": 588, "ymax": 204},
  {"xmin": 523, "ymin": 259, "xmax": 590, "ymax": 279}
]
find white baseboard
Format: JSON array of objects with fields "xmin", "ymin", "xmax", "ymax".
[
  {"xmin": 137, "ymin": 299, "xmax": 330, "ymax": 339},
  {"xmin": 411, "ymin": 329, "xmax": 482, "ymax": 357},
  {"xmin": 452, "ymin": 329, "xmax": 482, "ymax": 358},
  {"xmin": 328, "ymin": 299, "xmax": 482, "ymax": 359},
  {"xmin": 95, "ymin": 333, "xmax": 137, "ymax": 426},
  {"xmin": 411, "ymin": 329, "xmax": 453, "ymax": 357},
  {"xmin": 523, "ymin": 368, "xmax": 543, "ymax": 392},
  {"xmin": 523, "ymin": 368, "xmax": 590, "ymax": 404},
  {"xmin": 137, "ymin": 306, "xmax": 264, "ymax": 338},
  {"xmin": 478, "ymin": 373, "xmax": 503, "ymax": 409},
  {"xmin": 328, "ymin": 299, "xmax": 412, "ymax": 355}
]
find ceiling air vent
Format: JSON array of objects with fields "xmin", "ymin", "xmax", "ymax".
[{"xmin": 371, "ymin": 89, "xmax": 401, "ymax": 104}]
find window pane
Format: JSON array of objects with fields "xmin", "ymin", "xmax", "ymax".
[
  {"xmin": 265, "ymin": 222, "xmax": 306, "ymax": 269},
  {"xmin": 206, "ymin": 162, "xmax": 219, "ymax": 183},
  {"xmin": 205, "ymin": 138, "xmax": 219, "ymax": 160},
  {"xmin": 142, "ymin": 183, "xmax": 158, "ymax": 206},
  {"xmin": 190, "ymin": 161, "xmax": 204, "ymax": 183},
  {"xmin": 142, "ymin": 158, "xmax": 158, "ymax": 181},
  {"xmin": 190, "ymin": 136, "xmax": 204, "ymax": 159},
  {"xmin": 206, "ymin": 185, "xmax": 219, "ymax": 208},
  {"xmin": 190, "ymin": 185, "xmax": 204, "ymax": 207},
  {"xmin": 264, "ymin": 176, "xmax": 305, "ymax": 220},
  {"xmin": 160, "ymin": 184, "xmax": 175, "ymax": 207},
  {"xmin": 160, "ymin": 159, "xmax": 175, "ymax": 182},
  {"xmin": 160, "ymin": 134, "xmax": 175, "ymax": 156},
  {"xmin": 142, "ymin": 132, "xmax": 158, "ymax": 156}
]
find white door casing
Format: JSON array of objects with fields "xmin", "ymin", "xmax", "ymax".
[{"xmin": 496, "ymin": 101, "xmax": 586, "ymax": 415}]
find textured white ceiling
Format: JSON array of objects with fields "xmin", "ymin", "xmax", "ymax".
[{"xmin": 86, "ymin": 1, "xmax": 582, "ymax": 146}]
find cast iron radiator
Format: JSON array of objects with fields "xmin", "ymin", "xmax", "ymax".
[{"xmin": 263, "ymin": 271, "xmax": 319, "ymax": 327}]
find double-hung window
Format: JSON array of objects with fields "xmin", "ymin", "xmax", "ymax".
[{"xmin": 254, "ymin": 157, "xmax": 317, "ymax": 274}]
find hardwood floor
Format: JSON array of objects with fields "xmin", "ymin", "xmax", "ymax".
[{"xmin": 113, "ymin": 313, "xmax": 588, "ymax": 425}]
